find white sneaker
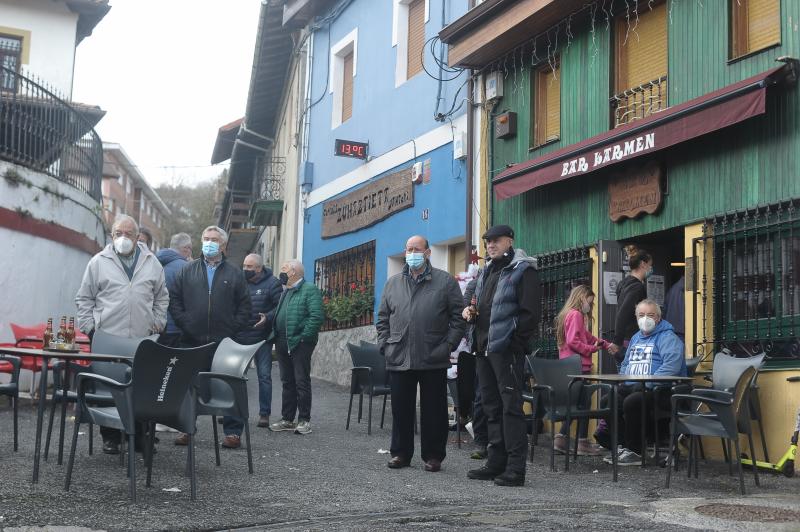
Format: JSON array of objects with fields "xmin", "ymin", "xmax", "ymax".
[
  {"xmin": 616, "ymin": 448, "xmax": 642, "ymax": 466},
  {"xmin": 294, "ymin": 421, "xmax": 312, "ymax": 435},
  {"xmin": 602, "ymin": 446, "xmax": 625, "ymax": 464}
]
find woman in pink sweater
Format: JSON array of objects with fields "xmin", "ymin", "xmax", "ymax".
[{"xmin": 552, "ymin": 285, "xmax": 619, "ymax": 455}]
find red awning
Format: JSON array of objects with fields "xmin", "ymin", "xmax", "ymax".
[{"xmin": 494, "ymin": 65, "xmax": 789, "ymax": 200}]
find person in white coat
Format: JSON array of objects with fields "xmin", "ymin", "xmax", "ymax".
[{"xmin": 75, "ymin": 213, "xmax": 169, "ymax": 453}]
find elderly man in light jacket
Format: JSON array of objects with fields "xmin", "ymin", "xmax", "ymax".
[{"xmin": 75, "ymin": 213, "xmax": 169, "ymax": 454}]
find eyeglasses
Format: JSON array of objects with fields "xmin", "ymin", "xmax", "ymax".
[
  {"xmin": 636, "ymin": 312, "xmax": 658, "ymax": 319},
  {"xmin": 112, "ymin": 230, "xmax": 136, "ymax": 239}
]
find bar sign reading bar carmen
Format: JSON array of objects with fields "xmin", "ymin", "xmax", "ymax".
[{"xmin": 321, "ymin": 167, "xmax": 414, "ymax": 238}]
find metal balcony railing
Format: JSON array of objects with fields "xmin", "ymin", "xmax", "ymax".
[
  {"xmin": 0, "ymin": 65, "xmax": 102, "ymax": 201},
  {"xmin": 611, "ymin": 75, "xmax": 668, "ymax": 128}
]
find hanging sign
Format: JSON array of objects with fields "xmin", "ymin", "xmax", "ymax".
[
  {"xmin": 608, "ymin": 161, "xmax": 663, "ymax": 222},
  {"xmin": 321, "ymin": 167, "xmax": 414, "ymax": 238}
]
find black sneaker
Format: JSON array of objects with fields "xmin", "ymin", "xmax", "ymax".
[
  {"xmin": 494, "ymin": 470, "xmax": 525, "ymax": 487},
  {"xmin": 102, "ymin": 440, "xmax": 120, "ymax": 455},
  {"xmin": 467, "ymin": 466, "xmax": 502, "ymax": 480}
]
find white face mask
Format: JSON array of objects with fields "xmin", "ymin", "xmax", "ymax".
[
  {"xmin": 114, "ymin": 236, "xmax": 134, "ymax": 255},
  {"xmin": 637, "ymin": 316, "xmax": 657, "ymax": 334},
  {"xmin": 581, "ymin": 302, "xmax": 592, "ymax": 314}
]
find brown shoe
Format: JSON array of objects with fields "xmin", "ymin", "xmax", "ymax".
[
  {"xmin": 424, "ymin": 459, "xmax": 442, "ymax": 472},
  {"xmin": 387, "ymin": 456, "xmax": 410, "ymax": 469},
  {"xmin": 257, "ymin": 415, "xmax": 270, "ymax": 428},
  {"xmin": 174, "ymin": 433, "xmax": 189, "ymax": 446},
  {"xmin": 221, "ymin": 434, "xmax": 241, "ymax": 449}
]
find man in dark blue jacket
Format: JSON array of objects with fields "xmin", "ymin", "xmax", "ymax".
[
  {"xmin": 238, "ymin": 253, "xmax": 282, "ymax": 428},
  {"xmin": 156, "ymin": 233, "xmax": 192, "ymax": 346}
]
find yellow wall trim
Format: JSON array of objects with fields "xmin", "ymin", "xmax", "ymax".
[{"xmin": 0, "ymin": 26, "xmax": 32, "ymax": 65}]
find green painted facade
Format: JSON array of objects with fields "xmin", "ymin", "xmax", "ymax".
[{"xmin": 490, "ymin": 1, "xmax": 800, "ymax": 255}]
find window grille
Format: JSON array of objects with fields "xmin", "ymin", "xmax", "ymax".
[
  {"xmin": 694, "ymin": 199, "xmax": 800, "ymax": 363},
  {"xmin": 531, "ymin": 247, "xmax": 593, "ymax": 359},
  {"xmin": 315, "ymin": 241, "xmax": 376, "ymax": 332}
]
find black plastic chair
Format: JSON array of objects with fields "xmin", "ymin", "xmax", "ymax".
[
  {"xmin": 346, "ymin": 342, "xmax": 389, "ymax": 435},
  {"xmin": 666, "ymin": 365, "xmax": 759, "ymax": 495},
  {"xmin": 528, "ymin": 354, "xmax": 613, "ymax": 473},
  {"xmin": 64, "ymin": 340, "xmax": 216, "ymax": 501},
  {"xmin": 0, "ymin": 355, "xmax": 21, "ymax": 451},
  {"xmin": 195, "ymin": 338, "xmax": 265, "ymax": 474},
  {"xmin": 45, "ymin": 331, "xmax": 156, "ymax": 464}
]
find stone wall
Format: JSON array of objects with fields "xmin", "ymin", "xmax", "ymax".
[{"xmin": 311, "ymin": 325, "xmax": 377, "ymax": 387}]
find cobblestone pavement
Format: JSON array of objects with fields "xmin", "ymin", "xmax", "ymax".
[{"xmin": 0, "ymin": 366, "xmax": 798, "ymax": 531}]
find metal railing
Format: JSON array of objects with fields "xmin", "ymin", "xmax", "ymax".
[
  {"xmin": 611, "ymin": 75, "xmax": 668, "ymax": 128},
  {"xmin": 256, "ymin": 156, "xmax": 286, "ymax": 201},
  {"xmin": 0, "ymin": 65, "xmax": 102, "ymax": 201},
  {"xmin": 693, "ymin": 198, "xmax": 800, "ymax": 363},
  {"xmin": 315, "ymin": 241, "xmax": 376, "ymax": 332},
  {"xmin": 531, "ymin": 247, "xmax": 594, "ymax": 359}
]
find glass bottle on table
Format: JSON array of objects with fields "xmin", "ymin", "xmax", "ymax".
[
  {"xmin": 66, "ymin": 317, "xmax": 75, "ymax": 348},
  {"xmin": 57, "ymin": 316, "xmax": 67, "ymax": 347},
  {"xmin": 43, "ymin": 318, "xmax": 54, "ymax": 349}
]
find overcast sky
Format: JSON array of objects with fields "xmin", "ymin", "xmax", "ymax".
[{"xmin": 73, "ymin": 0, "xmax": 263, "ymax": 188}]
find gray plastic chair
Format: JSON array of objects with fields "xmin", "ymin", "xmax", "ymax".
[
  {"xmin": 667, "ymin": 365, "xmax": 759, "ymax": 495},
  {"xmin": 0, "ymin": 355, "xmax": 21, "ymax": 451},
  {"xmin": 346, "ymin": 342, "xmax": 389, "ymax": 435},
  {"xmin": 195, "ymin": 338, "xmax": 265, "ymax": 474},
  {"xmin": 64, "ymin": 340, "xmax": 216, "ymax": 501},
  {"xmin": 528, "ymin": 354, "xmax": 613, "ymax": 474},
  {"xmin": 45, "ymin": 331, "xmax": 157, "ymax": 464}
]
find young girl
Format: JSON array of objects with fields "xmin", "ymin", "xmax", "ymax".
[{"xmin": 553, "ymin": 285, "xmax": 618, "ymax": 455}]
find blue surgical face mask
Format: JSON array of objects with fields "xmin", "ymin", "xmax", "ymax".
[
  {"xmin": 202, "ymin": 240, "xmax": 220, "ymax": 258},
  {"xmin": 405, "ymin": 252, "xmax": 425, "ymax": 269},
  {"xmin": 645, "ymin": 267, "xmax": 654, "ymax": 280}
]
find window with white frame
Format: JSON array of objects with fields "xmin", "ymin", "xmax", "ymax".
[
  {"xmin": 330, "ymin": 29, "xmax": 358, "ymax": 129},
  {"xmin": 393, "ymin": 0, "xmax": 429, "ymax": 87}
]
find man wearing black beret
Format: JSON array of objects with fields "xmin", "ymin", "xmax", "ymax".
[{"xmin": 463, "ymin": 224, "xmax": 540, "ymax": 486}]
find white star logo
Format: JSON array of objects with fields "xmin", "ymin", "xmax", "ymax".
[{"xmin": 169, "ymin": 357, "xmax": 178, "ymax": 365}]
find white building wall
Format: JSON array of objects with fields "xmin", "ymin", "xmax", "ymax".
[
  {"xmin": 0, "ymin": 162, "xmax": 106, "ymax": 343},
  {"xmin": 259, "ymin": 47, "xmax": 305, "ymax": 270},
  {"xmin": 0, "ymin": 0, "xmax": 79, "ymax": 97}
]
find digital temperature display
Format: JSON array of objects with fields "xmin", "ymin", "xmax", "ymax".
[{"xmin": 334, "ymin": 139, "xmax": 368, "ymax": 160}]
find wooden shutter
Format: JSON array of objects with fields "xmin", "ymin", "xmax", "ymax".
[
  {"xmin": 407, "ymin": 0, "xmax": 426, "ymax": 79},
  {"xmin": 615, "ymin": 2, "xmax": 667, "ymax": 92},
  {"xmin": 731, "ymin": 0, "xmax": 780, "ymax": 58},
  {"xmin": 532, "ymin": 62, "xmax": 560, "ymax": 147},
  {"xmin": 342, "ymin": 51, "xmax": 354, "ymax": 122}
]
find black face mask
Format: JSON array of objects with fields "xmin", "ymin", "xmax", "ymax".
[
  {"xmin": 279, "ymin": 272, "xmax": 289, "ymax": 285},
  {"xmin": 244, "ymin": 270, "xmax": 256, "ymax": 281}
]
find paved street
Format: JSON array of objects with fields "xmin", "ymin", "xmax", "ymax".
[{"xmin": 0, "ymin": 367, "xmax": 798, "ymax": 531}]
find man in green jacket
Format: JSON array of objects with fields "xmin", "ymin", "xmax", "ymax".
[{"xmin": 268, "ymin": 259, "xmax": 323, "ymax": 435}]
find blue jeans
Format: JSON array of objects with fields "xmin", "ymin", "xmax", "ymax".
[
  {"xmin": 254, "ymin": 342, "xmax": 273, "ymax": 416},
  {"xmin": 223, "ymin": 343, "xmax": 273, "ymax": 437}
]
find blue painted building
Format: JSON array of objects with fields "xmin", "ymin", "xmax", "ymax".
[{"xmin": 300, "ymin": 0, "xmax": 471, "ymax": 327}]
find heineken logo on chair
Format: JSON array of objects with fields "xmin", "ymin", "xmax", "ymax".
[{"xmin": 156, "ymin": 356, "xmax": 179, "ymax": 402}]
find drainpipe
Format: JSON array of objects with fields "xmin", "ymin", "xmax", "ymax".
[{"xmin": 464, "ymin": 0, "xmax": 476, "ymax": 269}]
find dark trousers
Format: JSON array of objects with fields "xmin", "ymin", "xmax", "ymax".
[
  {"xmin": 472, "ymin": 370, "xmax": 488, "ymax": 447},
  {"xmin": 476, "ymin": 351, "xmax": 527, "ymax": 475},
  {"xmin": 275, "ymin": 338, "xmax": 314, "ymax": 422},
  {"xmin": 616, "ymin": 385, "xmax": 672, "ymax": 455},
  {"xmin": 389, "ymin": 368, "xmax": 448, "ymax": 463}
]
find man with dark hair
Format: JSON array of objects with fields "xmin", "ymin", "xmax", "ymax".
[
  {"xmin": 169, "ymin": 225, "xmax": 251, "ymax": 448},
  {"xmin": 377, "ymin": 235, "xmax": 466, "ymax": 473},
  {"xmin": 138, "ymin": 227, "xmax": 154, "ymax": 250},
  {"xmin": 465, "ymin": 224, "xmax": 541, "ymax": 487}
]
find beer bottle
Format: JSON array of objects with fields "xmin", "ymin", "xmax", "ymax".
[
  {"xmin": 469, "ymin": 295, "xmax": 479, "ymax": 321},
  {"xmin": 57, "ymin": 316, "xmax": 67, "ymax": 345},
  {"xmin": 66, "ymin": 317, "xmax": 76, "ymax": 347},
  {"xmin": 43, "ymin": 318, "xmax": 54, "ymax": 348}
]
